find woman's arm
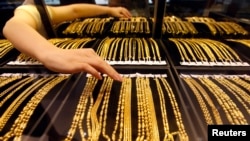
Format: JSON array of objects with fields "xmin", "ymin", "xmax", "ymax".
[
  {"xmin": 50, "ymin": 4, "xmax": 131, "ymax": 24},
  {"xmin": 3, "ymin": 8, "xmax": 123, "ymax": 81}
]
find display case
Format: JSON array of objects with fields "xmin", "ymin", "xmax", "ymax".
[{"xmin": 0, "ymin": 0, "xmax": 249, "ymax": 141}]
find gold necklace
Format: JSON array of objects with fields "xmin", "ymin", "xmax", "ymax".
[
  {"xmin": 100, "ymin": 77, "xmax": 113, "ymax": 140},
  {"xmin": 0, "ymin": 76, "xmax": 35, "ymax": 107},
  {"xmin": 0, "ymin": 75, "xmax": 21, "ymax": 90},
  {"xmin": 112, "ymin": 38, "xmax": 122, "ymax": 61},
  {"xmin": 2, "ymin": 75, "xmax": 68, "ymax": 140},
  {"xmin": 229, "ymin": 75, "xmax": 250, "ymax": 93},
  {"xmin": 198, "ymin": 76, "xmax": 247, "ymax": 124},
  {"xmin": 182, "ymin": 75, "xmax": 223, "ymax": 124},
  {"xmin": 213, "ymin": 76, "xmax": 250, "ymax": 115},
  {"xmin": 64, "ymin": 76, "xmax": 98, "ymax": 141},
  {"xmin": 107, "ymin": 38, "xmax": 118, "ymax": 61},
  {"xmin": 142, "ymin": 38, "xmax": 150, "ymax": 61},
  {"xmin": 119, "ymin": 38, "xmax": 126, "ymax": 61},
  {"xmin": 150, "ymin": 38, "xmax": 161, "ymax": 61},
  {"xmin": 169, "ymin": 38, "xmax": 190, "ymax": 62},
  {"xmin": 145, "ymin": 77, "xmax": 160, "ymax": 140},
  {"xmin": 0, "ymin": 76, "xmax": 49, "ymax": 131},
  {"xmin": 154, "ymin": 77, "xmax": 174, "ymax": 141},
  {"xmin": 160, "ymin": 77, "xmax": 189, "ymax": 141},
  {"xmin": 91, "ymin": 76, "xmax": 110, "ymax": 141}
]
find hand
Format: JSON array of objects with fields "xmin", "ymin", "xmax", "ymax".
[
  {"xmin": 109, "ymin": 7, "xmax": 132, "ymax": 18},
  {"xmin": 40, "ymin": 48, "xmax": 123, "ymax": 82}
]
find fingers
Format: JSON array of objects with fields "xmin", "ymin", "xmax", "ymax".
[
  {"xmin": 120, "ymin": 7, "xmax": 132, "ymax": 18},
  {"xmin": 112, "ymin": 7, "xmax": 131, "ymax": 18},
  {"xmin": 76, "ymin": 49, "xmax": 123, "ymax": 82},
  {"xmin": 93, "ymin": 60, "xmax": 123, "ymax": 82}
]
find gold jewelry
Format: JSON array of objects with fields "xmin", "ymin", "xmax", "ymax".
[
  {"xmin": 0, "ymin": 76, "xmax": 52, "ymax": 132},
  {"xmin": 0, "ymin": 76, "xmax": 35, "ymax": 108},
  {"xmin": 213, "ymin": 76, "xmax": 250, "ymax": 115},
  {"xmin": 181, "ymin": 75, "xmax": 223, "ymax": 124},
  {"xmin": 2, "ymin": 75, "xmax": 68, "ymax": 140},
  {"xmin": 160, "ymin": 77, "xmax": 189, "ymax": 141},
  {"xmin": 198, "ymin": 76, "xmax": 247, "ymax": 124},
  {"xmin": 0, "ymin": 74, "xmax": 21, "ymax": 89},
  {"xmin": 112, "ymin": 38, "xmax": 122, "ymax": 61},
  {"xmin": 169, "ymin": 38, "xmax": 190, "ymax": 62},
  {"xmin": 154, "ymin": 77, "xmax": 174, "ymax": 140},
  {"xmin": 150, "ymin": 38, "xmax": 161, "ymax": 61}
]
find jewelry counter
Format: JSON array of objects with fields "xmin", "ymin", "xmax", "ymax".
[{"xmin": 1, "ymin": 14, "xmax": 250, "ymax": 141}]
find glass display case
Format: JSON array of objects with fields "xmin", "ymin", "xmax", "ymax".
[{"xmin": 0, "ymin": 0, "xmax": 249, "ymax": 140}]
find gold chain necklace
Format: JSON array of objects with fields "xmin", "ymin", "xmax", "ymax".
[
  {"xmin": 160, "ymin": 77, "xmax": 189, "ymax": 141},
  {"xmin": 2, "ymin": 75, "xmax": 68, "ymax": 140},
  {"xmin": 182, "ymin": 75, "xmax": 223, "ymax": 124}
]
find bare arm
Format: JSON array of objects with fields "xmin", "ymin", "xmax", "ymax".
[
  {"xmin": 3, "ymin": 10, "xmax": 53, "ymax": 60},
  {"xmin": 50, "ymin": 4, "xmax": 131, "ymax": 24},
  {"xmin": 3, "ymin": 9, "xmax": 123, "ymax": 81}
]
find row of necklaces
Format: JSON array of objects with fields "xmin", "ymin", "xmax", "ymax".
[
  {"xmin": 160, "ymin": 16, "xmax": 198, "ymax": 35},
  {"xmin": 62, "ymin": 17, "xmax": 151, "ymax": 36},
  {"xmin": 180, "ymin": 74, "xmax": 250, "ymax": 125},
  {"xmin": 95, "ymin": 37, "xmax": 166, "ymax": 65},
  {"xmin": 7, "ymin": 38, "xmax": 96, "ymax": 65},
  {"xmin": 62, "ymin": 17, "xmax": 114, "ymax": 36},
  {"xmin": 0, "ymin": 73, "xmax": 69, "ymax": 141},
  {"xmin": 110, "ymin": 17, "xmax": 150, "ymax": 34},
  {"xmin": 8, "ymin": 37, "xmax": 166, "ymax": 65},
  {"xmin": 0, "ymin": 73, "xmax": 189, "ymax": 141},
  {"xmin": 64, "ymin": 73, "xmax": 188, "ymax": 141},
  {"xmin": 168, "ymin": 38, "xmax": 249, "ymax": 66},
  {"xmin": 185, "ymin": 17, "xmax": 248, "ymax": 36}
]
